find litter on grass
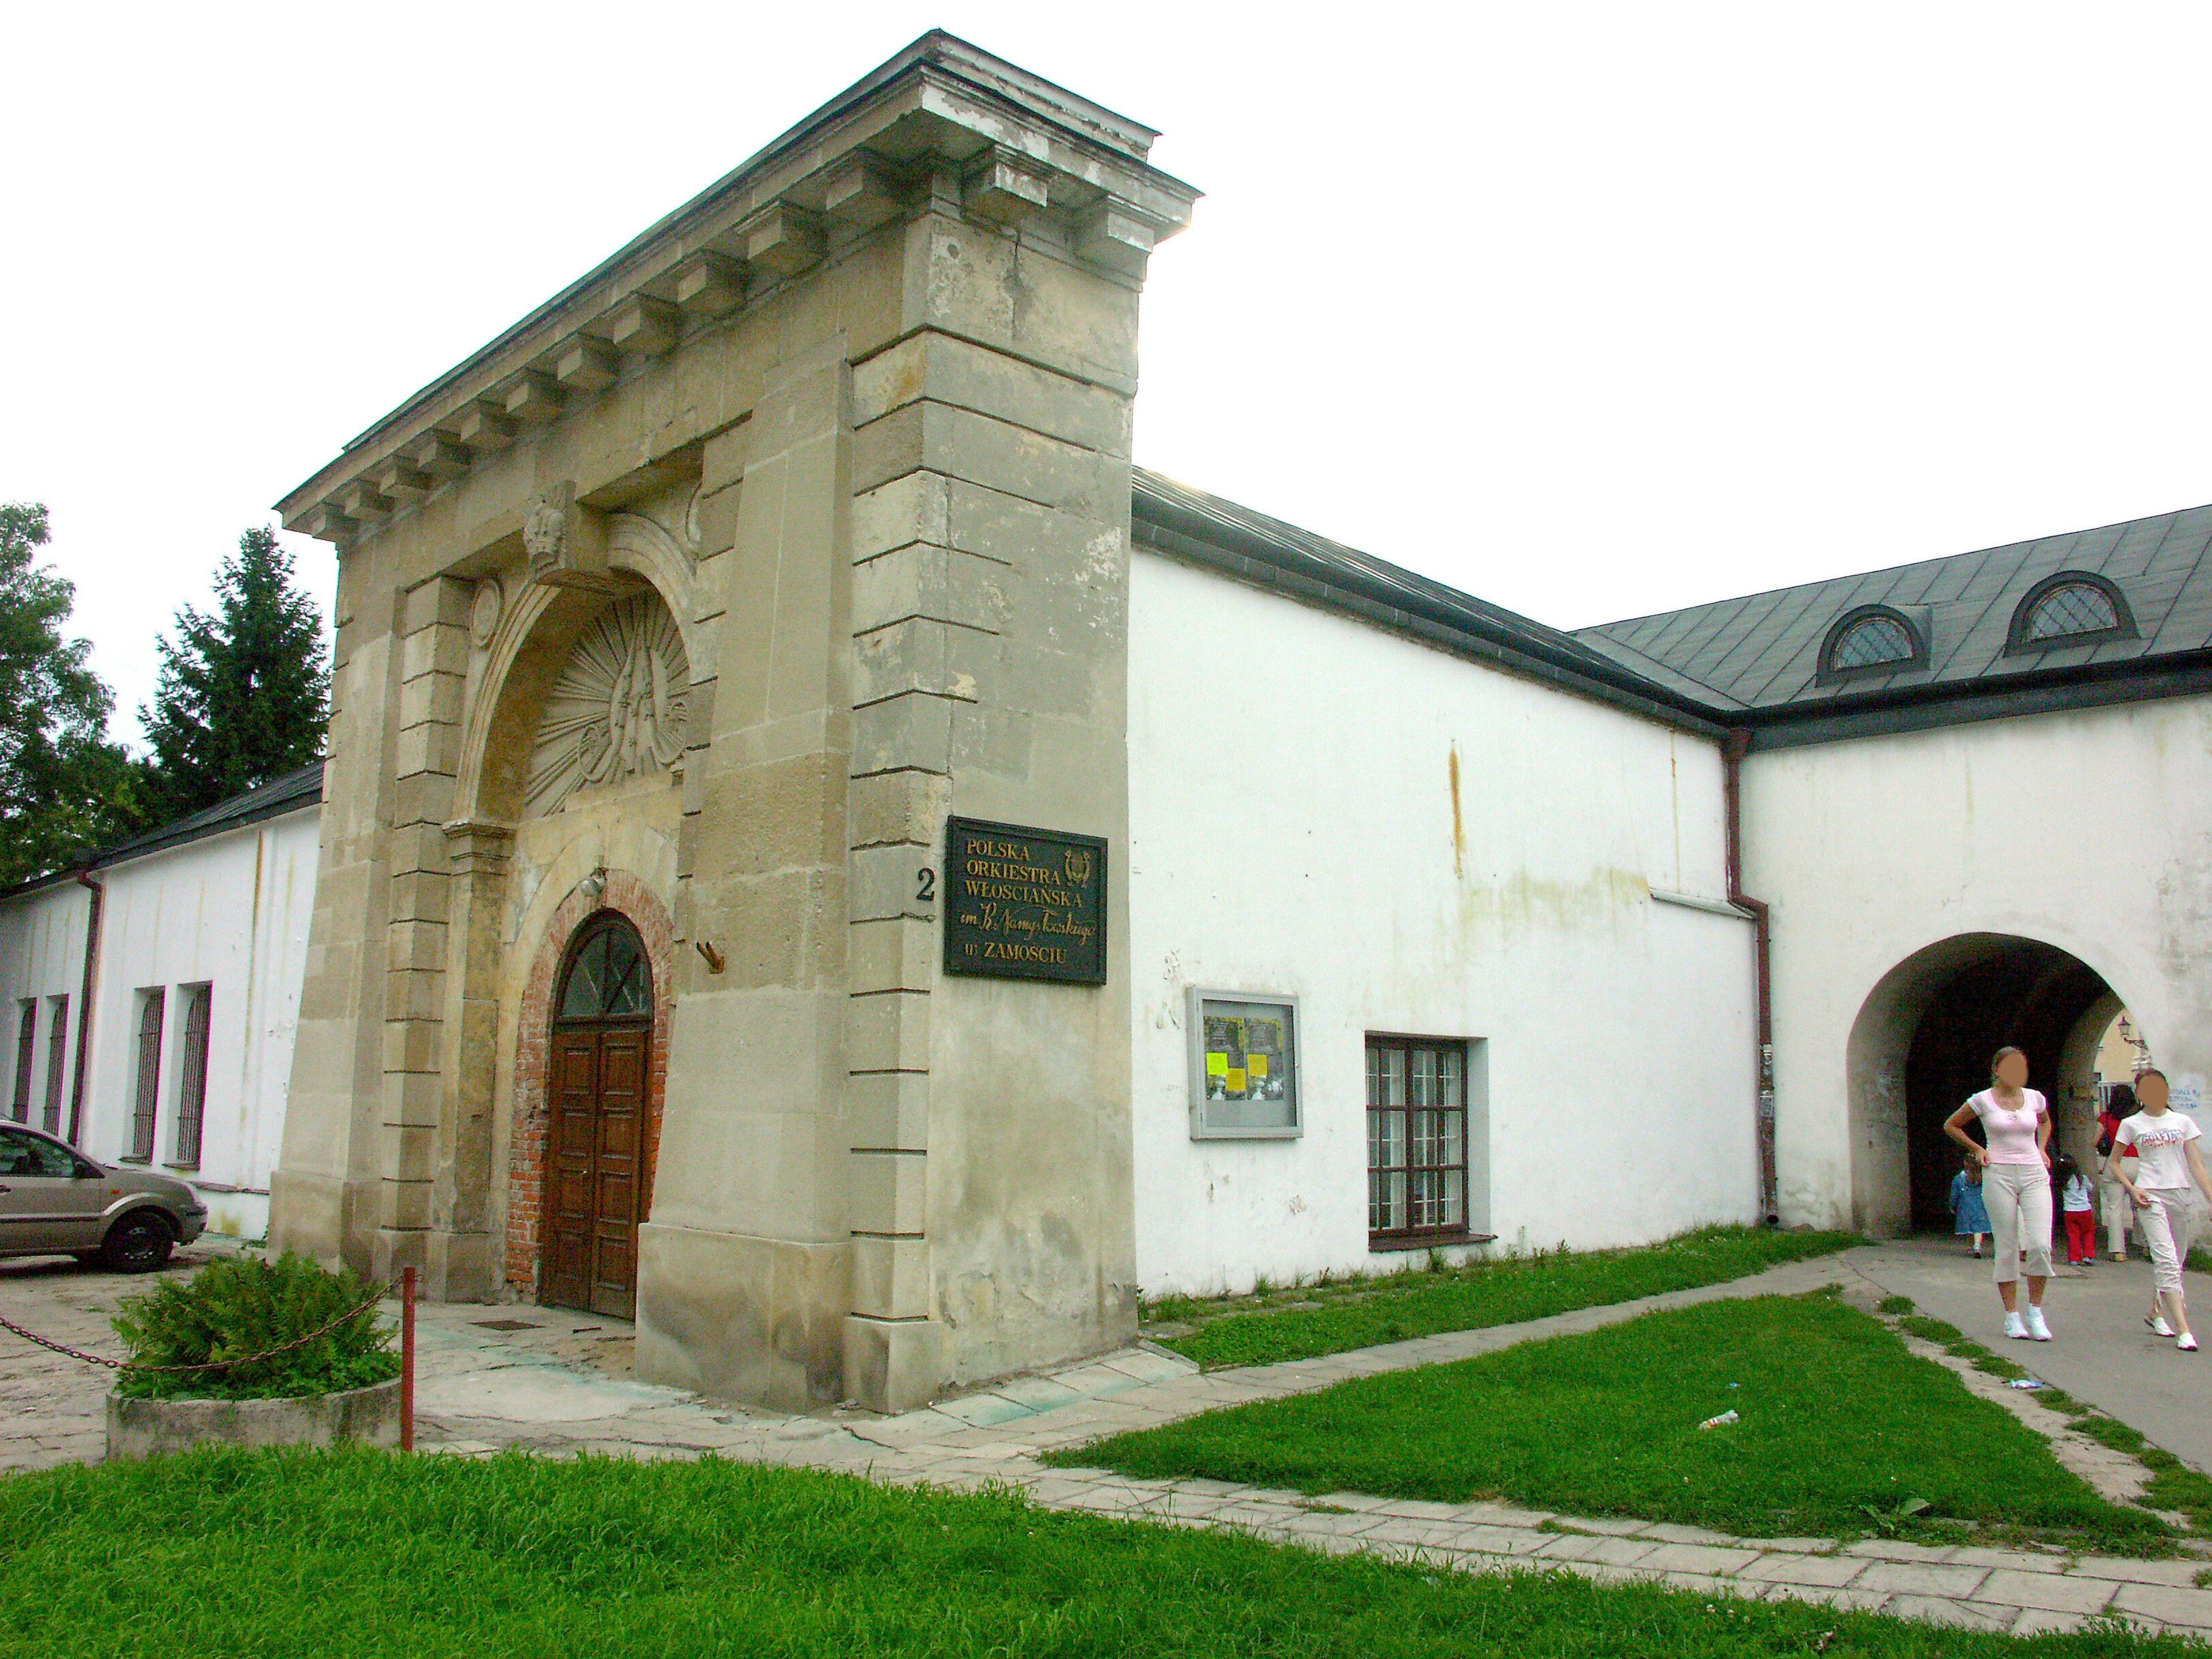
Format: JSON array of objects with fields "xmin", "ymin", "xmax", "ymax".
[
  {"xmin": 1698, "ymin": 1410, "xmax": 1741, "ymax": 1429},
  {"xmin": 2006, "ymin": 1378, "xmax": 2048, "ymax": 1391}
]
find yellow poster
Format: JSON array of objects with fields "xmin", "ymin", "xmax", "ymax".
[
  {"xmin": 1249, "ymin": 1054, "xmax": 1269, "ymax": 1078},
  {"xmin": 1206, "ymin": 1051, "xmax": 1228, "ymax": 1077},
  {"xmin": 1226, "ymin": 1068, "xmax": 1247, "ymax": 1092}
]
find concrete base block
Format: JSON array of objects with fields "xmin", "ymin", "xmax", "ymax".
[
  {"xmin": 266, "ymin": 1171, "xmax": 378, "ymax": 1280},
  {"xmin": 105, "ymin": 1378, "xmax": 401, "ymax": 1461},
  {"xmin": 371, "ymin": 1227, "xmax": 427, "ymax": 1285},
  {"xmin": 633, "ymin": 1222, "xmax": 851, "ymax": 1411},
  {"xmin": 844, "ymin": 1313, "xmax": 946, "ymax": 1413},
  {"xmin": 423, "ymin": 1229, "xmax": 497, "ymax": 1302}
]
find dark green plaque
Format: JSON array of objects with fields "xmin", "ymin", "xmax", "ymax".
[{"xmin": 942, "ymin": 816, "xmax": 1108, "ymax": 985}]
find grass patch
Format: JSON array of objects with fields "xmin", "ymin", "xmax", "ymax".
[
  {"xmin": 1878, "ymin": 1295, "xmax": 1916, "ymax": 1316},
  {"xmin": 1152, "ymin": 1225, "xmax": 1862, "ymax": 1368},
  {"xmin": 6, "ymin": 1449, "xmax": 2188, "ymax": 1658},
  {"xmin": 2140, "ymin": 1450, "xmax": 2212, "ymax": 1533},
  {"xmin": 1052, "ymin": 1294, "xmax": 2169, "ymax": 1553}
]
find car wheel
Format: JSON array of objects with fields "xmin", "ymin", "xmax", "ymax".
[{"xmin": 101, "ymin": 1213, "xmax": 173, "ymax": 1274}]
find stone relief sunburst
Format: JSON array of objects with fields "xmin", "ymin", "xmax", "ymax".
[{"xmin": 525, "ymin": 593, "xmax": 691, "ymax": 816}]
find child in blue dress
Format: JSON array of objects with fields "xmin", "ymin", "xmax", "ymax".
[{"xmin": 1950, "ymin": 1153, "xmax": 1990, "ymax": 1257}]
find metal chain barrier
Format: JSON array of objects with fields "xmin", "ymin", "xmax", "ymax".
[{"xmin": 0, "ymin": 1282, "xmax": 393, "ymax": 1373}]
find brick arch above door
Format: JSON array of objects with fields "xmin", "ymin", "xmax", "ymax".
[{"xmin": 506, "ymin": 870, "xmax": 675, "ymax": 1299}]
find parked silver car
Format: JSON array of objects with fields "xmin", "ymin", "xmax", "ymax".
[{"xmin": 0, "ymin": 1122, "xmax": 207, "ymax": 1271}]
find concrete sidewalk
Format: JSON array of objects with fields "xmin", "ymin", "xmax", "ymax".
[
  {"xmin": 10, "ymin": 1240, "xmax": 2212, "ymax": 1637},
  {"xmin": 1842, "ymin": 1234, "xmax": 2212, "ymax": 1475}
]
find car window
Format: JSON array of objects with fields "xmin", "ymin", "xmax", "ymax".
[{"xmin": 0, "ymin": 1126, "xmax": 76, "ymax": 1178}]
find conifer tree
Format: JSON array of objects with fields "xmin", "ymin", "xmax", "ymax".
[
  {"xmin": 138, "ymin": 526, "xmax": 329, "ymax": 823},
  {"xmin": 0, "ymin": 502, "xmax": 138, "ymax": 884}
]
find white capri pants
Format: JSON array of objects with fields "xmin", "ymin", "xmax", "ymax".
[
  {"xmin": 1983, "ymin": 1162, "xmax": 2054, "ymax": 1283},
  {"xmin": 2136, "ymin": 1188, "xmax": 2203, "ymax": 1296},
  {"xmin": 2102, "ymin": 1171, "xmax": 2134, "ymax": 1256}
]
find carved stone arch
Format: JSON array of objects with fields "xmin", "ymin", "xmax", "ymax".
[
  {"xmin": 452, "ymin": 513, "xmax": 709, "ymax": 826},
  {"xmin": 607, "ymin": 513, "xmax": 713, "ymax": 679}
]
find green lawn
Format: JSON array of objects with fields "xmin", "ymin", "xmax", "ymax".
[
  {"xmin": 1150, "ymin": 1225, "xmax": 1862, "ymax": 1368},
  {"xmin": 1059, "ymin": 1294, "xmax": 2169, "ymax": 1552},
  {"xmin": 0, "ymin": 1448, "xmax": 2188, "ymax": 1658}
]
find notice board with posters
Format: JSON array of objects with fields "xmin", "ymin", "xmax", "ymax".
[
  {"xmin": 942, "ymin": 816, "xmax": 1108, "ymax": 985},
  {"xmin": 1187, "ymin": 989, "xmax": 1301, "ymax": 1139}
]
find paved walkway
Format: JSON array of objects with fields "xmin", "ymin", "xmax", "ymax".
[
  {"xmin": 1848, "ymin": 1233, "xmax": 2212, "ymax": 1475},
  {"xmin": 9, "ymin": 1240, "xmax": 2212, "ymax": 1638}
]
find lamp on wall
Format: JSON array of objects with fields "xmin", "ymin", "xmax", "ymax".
[{"xmin": 579, "ymin": 866, "xmax": 607, "ymax": 901}]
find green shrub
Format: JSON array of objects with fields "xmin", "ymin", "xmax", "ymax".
[{"xmin": 111, "ymin": 1253, "xmax": 396, "ymax": 1402}]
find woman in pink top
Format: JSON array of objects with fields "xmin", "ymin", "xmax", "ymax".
[{"xmin": 1944, "ymin": 1046, "xmax": 2055, "ymax": 1341}]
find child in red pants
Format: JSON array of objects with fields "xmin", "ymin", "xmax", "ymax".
[{"xmin": 2056, "ymin": 1152, "xmax": 2096, "ymax": 1266}]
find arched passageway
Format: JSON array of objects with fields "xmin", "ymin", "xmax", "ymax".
[{"xmin": 1847, "ymin": 934, "xmax": 2123, "ymax": 1236}]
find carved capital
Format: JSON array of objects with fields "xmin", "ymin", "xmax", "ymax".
[
  {"xmin": 442, "ymin": 818, "xmax": 517, "ymax": 877},
  {"xmin": 524, "ymin": 483, "xmax": 620, "ymax": 592}
]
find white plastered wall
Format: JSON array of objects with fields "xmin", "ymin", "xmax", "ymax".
[
  {"xmin": 1744, "ymin": 694, "xmax": 2212, "ymax": 1233},
  {"xmin": 70, "ymin": 809, "xmax": 320, "ymax": 1240},
  {"xmin": 0, "ymin": 882, "xmax": 90, "ymax": 1133},
  {"xmin": 1128, "ymin": 554, "xmax": 1759, "ymax": 1297}
]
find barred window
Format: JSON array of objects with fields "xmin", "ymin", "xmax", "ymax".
[
  {"xmin": 41, "ymin": 997, "xmax": 67, "ymax": 1135},
  {"xmin": 1817, "ymin": 605, "xmax": 1926, "ymax": 683},
  {"xmin": 172, "ymin": 985, "xmax": 211, "ymax": 1169},
  {"xmin": 11, "ymin": 1001, "xmax": 32, "ymax": 1123},
  {"xmin": 128, "ymin": 989, "xmax": 164, "ymax": 1162},
  {"xmin": 2024, "ymin": 582, "xmax": 2119, "ymax": 641},
  {"xmin": 2006, "ymin": 572, "xmax": 2135, "ymax": 654},
  {"xmin": 1831, "ymin": 615, "xmax": 1914, "ymax": 670},
  {"xmin": 1367, "ymin": 1036, "xmax": 1472, "ymax": 1248}
]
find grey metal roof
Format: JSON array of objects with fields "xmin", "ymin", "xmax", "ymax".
[
  {"xmin": 1574, "ymin": 502, "xmax": 2212, "ymax": 709},
  {"xmin": 1129, "ymin": 469, "xmax": 1729, "ymax": 736},
  {"xmin": 94, "ymin": 763, "xmax": 326, "ymax": 869},
  {"xmin": 1132, "ymin": 472, "xmax": 2212, "ymax": 749},
  {"xmin": 1, "ymin": 763, "xmax": 325, "ymax": 899}
]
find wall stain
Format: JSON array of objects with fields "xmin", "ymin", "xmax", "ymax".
[
  {"xmin": 1448, "ymin": 744, "xmax": 1465, "ymax": 879},
  {"xmin": 1453, "ymin": 865, "xmax": 1652, "ymax": 942}
]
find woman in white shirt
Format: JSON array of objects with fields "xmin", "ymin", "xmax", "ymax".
[
  {"xmin": 2107, "ymin": 1069, "xmax": 2212, "ymax": 1352},
  {"xmin": 1944, "ymin": 1046, "xmax": 2055, "ymax": 1342}
]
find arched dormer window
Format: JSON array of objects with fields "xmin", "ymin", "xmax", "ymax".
[
  {"xmin": 1817, "ymin": 604, "xmax": 1927, "ymax": 685},
  {"xmin": 2005, "ymin": 571, "xmax": 2136, "ymax": 654}
]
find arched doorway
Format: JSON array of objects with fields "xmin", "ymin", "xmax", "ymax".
[
  {"xmin": 1848, "ymin": 933, "xmax": 2124, "ymax": 1235},
  {"xmin": 544, "ymin": 912, "xmax": 654, "ymax": 1317}
]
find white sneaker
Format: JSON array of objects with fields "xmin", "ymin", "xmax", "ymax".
[
  {"xmin": 2005, "ymin": 1311, "xmax": 2029, "ymax": 1340},
  {"xmin": 2148, "ymin": 1315, "xmax": 2177, "ymax": 1338},
  {"xmin": 2024, "ymin": 1305, "xmax": 2052, "ymax": 1341},
  {"xmin": 2181, "ymin": 1334, "xmax": 2200, "ymax": 1353}
]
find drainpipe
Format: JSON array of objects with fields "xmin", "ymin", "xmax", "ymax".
[
  {"xmin": 67, "ymin": 868, "xmax": 104, "ymax": 1146},
  {"xmin": 1722, "ymin": 732, "xmax": 1778, "ymax": 1226}
]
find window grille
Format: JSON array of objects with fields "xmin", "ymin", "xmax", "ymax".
[
  {"xmin": 2024, "ymin": 582, "xmax": 2120, "ymax": 641},
  {"xmin": 2006, "ymin": 572, "xmax": 2135, "ymax": 654},
  {"xmin": 558, "ymin": 918, "xmax": 652, "ymax": 1022},
  {"xmin": 10, "ymin": 1002, "xmax": 32, "ymax": 1123},
  {"xmin": 1367, "ymin": 1036, "xmax": 1472, "ymax": 1247},
  {"xmin": 41, "ymin": 997, "xmax": 67, "ymax": 1135},
  {"xmin": 172, "ymin": 986, "xmax": 211, "ymax": 1169},
  {"xmin": 129, "ymin": 990, "xmax": 164, "ymax": 1161},
  {"xmin": 1831, "ymin": 615, "xmax": 1915, "ymax": 670}
]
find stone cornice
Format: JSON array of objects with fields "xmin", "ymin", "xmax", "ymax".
[{"xmin": 278, "ymin": 31, "xmax": 1199, "ymax": 548}]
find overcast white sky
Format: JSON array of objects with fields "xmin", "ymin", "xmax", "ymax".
[{"xmin": 6, "ymin": 2, "xmax": 2211, "ymax": 743}]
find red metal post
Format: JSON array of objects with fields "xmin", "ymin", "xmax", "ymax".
[{"xmin": 400, "ymin": 1266, "xmax": 416, "ymax": 1452}]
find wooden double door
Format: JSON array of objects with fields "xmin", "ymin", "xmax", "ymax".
[{"xmin": 542, "ymin": 1021, "xmax": 649, "ymax": 1318}]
